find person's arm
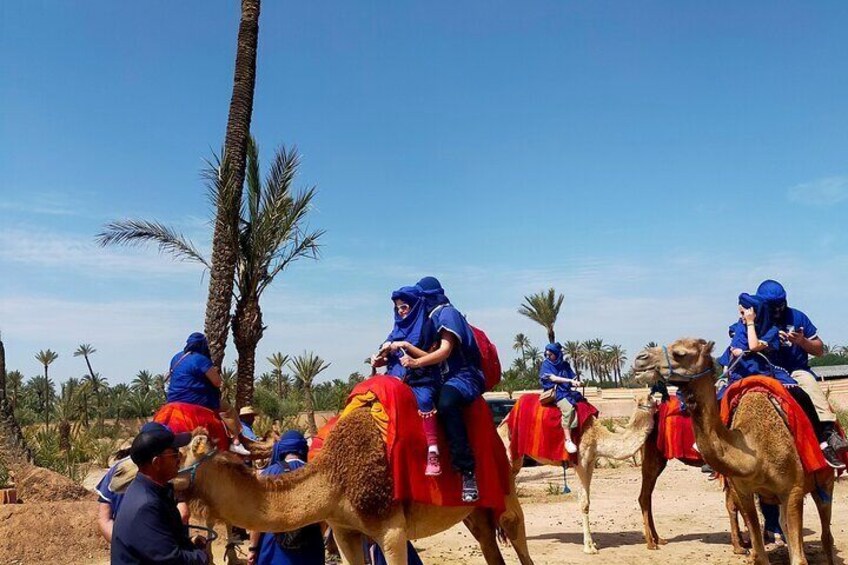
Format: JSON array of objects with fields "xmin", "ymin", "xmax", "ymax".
[
  {"xmin": 204, "ymin": 366, "xmax": 222, "ymax": 388},
  {"xmin": 546, "ymin": 374, "xmax": 572, "ymax": 384},
  {"xmin": 400, "ymin": 333, "xmax": 456, "ymax": 369},
  {"xmin": 787, "ymin": 330, "xmax": 824, "ymax": 356},
  {"xmin": 96, "ymin": 502, "xmax": 114, "ymax": 542},
  {"xmin": 247, "ymin": 531, "xmax": 261, "ymax": 565},
  {"xmin": 386, "ymin": 341, "xmax": 429, "ymax": 358},
  {"xmin": 740, "ymin": 307, "xmax": 768, "ymax": 352}
]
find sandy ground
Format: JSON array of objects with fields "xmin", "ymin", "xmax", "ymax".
[{"xmin": 4, "ymin": 462, "xmax": 844, "ymax": 564}]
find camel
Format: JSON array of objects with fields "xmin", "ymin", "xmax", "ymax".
[
  {"xmin": 632, "ymin": 338, "xmax": 836, "ymax": 565},
  {"xmin": 638, "ymin": 399, "xmax": 748, "ymax": 553},
  {"xmin": 173, "ymin": 407, "xmax": 536, "ymax": 565},
  {"xmin": 497, "ymin": 393, "xmax": 657, "ymax": 554}
]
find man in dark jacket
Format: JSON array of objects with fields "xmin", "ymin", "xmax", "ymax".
[{"xmin": 111, "ymin": 422, "xmax": 208, "ymax": 564}]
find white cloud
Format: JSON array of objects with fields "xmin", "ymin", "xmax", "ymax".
[{"xmin": 787, "ymin": 176, "xmax": 848, "ymax": 206}]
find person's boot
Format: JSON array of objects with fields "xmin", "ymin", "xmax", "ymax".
[
  {"xmin": 821, "ymin": 442, "xmax": 846, "ymax": 470},
  {"xmin": 565, "ymin": 439, "xmax": 578, "ymax": 454},
  {"xmin": 461, "ymin": 472, "xmax": 479, "ymax": 503},
  {"xmin": 825, "ymin": 426, "xmax": 848, "ymax": 454}
]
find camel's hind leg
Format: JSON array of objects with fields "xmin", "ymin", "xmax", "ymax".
[
  {"xmin": 464, "ymin": 508, "xmax": 507, "ymax": 565},
  {"xmin": 638, "ymin": 436, "xmax": 668, "ymax": 550},
  {"xmin": 781, "ymin": 487, "xmax": 809, "ymax": 565},
  {"xmin": 499, "ymin": 488, "xmax": 535, "ymax": 565},
  {"xmin": 812, "ymin": 481, "xmax": 835, "ymax": 565},
  {"xmin": 573, "ymin": 458, "xmax": 598, "ymax": 554},
  {"xmin": 374, "ymin": 524, "xmax": 410, "ymax": 565},
  {"xmin": 333, "ymin": 527, "xmax": 366, "ymax": 565},
  {"xmin": 735, "ymin": 489, "xmax": 769, "ymax": 565}
]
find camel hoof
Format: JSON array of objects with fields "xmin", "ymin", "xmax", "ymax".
[
  {"xmin": 583, "ymin": 544, "xmax": 599, "ymax": 555},
  {"xmin": 733, "ymin": 546, "xmax": 749, "ymax": 555},
  {"xmin": 657, "ymin": 538, "xmax": 668, "ymax": 546},
  {"xmin": 646, "ymin": 543, "xmax": 659, "ymax": 551}
]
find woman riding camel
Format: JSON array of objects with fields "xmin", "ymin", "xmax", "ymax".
[
  {"xmin": 539, "ymin": 342, "xmax": 584, "ymax": 454},
  {"xmin": 396, "ymin": 276, "xmax": 484, "ymax": 503},
  {"xmin": 716, "ymin": 294, "xmax": 842, "ymax": 468},
  {"xmin": 247, "ymin": 430, "xmax": 325, "ymax": 565},
  {"xmin": 373, "ymin": 285, "xmax": 444, "ymax": 476},
  {"xmin": 165, "ymin": 332, "xmax": 249, "ymax": 455}
]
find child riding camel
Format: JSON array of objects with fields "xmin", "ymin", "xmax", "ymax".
[{"xmin": 540, "ymin": 342, "xmax": 584, "ymax": 454}]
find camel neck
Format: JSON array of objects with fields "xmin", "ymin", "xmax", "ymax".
[
  {"xmin": 682, "ymin": 375, "xmax": 757, "ymax": 477},
  {"xmin": 194, "ymin": 456, "xmax": 338, "ymax": 532}
]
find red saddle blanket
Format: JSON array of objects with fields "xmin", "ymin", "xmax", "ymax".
[
  {"xmin": 719, "ymin": 376, "xmax": 828, "ymax": 474},
  {"xmin": 153, "ymin": 402, "xmax": 231, "ymax": 451},
  {"xmin": 308, "ymin": 415, "xmax": 339, "ymax": 461},
  {"xmin": 657, "ymin": 396, "xmax": 702, "ymax": 464},
  {"xmin": 316, "ymin": 376, "xmax": 511, "ymax": 513},
  {"xmin": 505, "ymin": 393, "xmax": 599, "ymax": 464}
]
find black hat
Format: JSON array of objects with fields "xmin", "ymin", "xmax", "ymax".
[{"xmin": 130, "ymin": 422, "xmax": 192, "ymax": 465}]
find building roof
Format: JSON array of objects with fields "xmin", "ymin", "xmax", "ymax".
[{"xmin": 811, "ymin": 365, "xmax": 848, "ymax": 379}]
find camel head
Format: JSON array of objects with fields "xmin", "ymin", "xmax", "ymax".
[
  {"xmin": 632, "ymin": 338, "xmax": 715, "ymax": 386},
  {"xmin": 172, "ymin": 430, "xmax": 217, "ymax": 492}
]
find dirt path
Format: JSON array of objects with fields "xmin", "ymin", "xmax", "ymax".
[{"xmin": 6, "ymin": 462, "xmax": 844, "ymax": 564}]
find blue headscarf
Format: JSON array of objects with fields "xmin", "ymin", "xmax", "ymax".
[
  {"xmin": 271, "ymin": 430, "xmax": 308, "ymax": 465},
  {"xmin": 541, "ymin": 343, "xmax": 566, "ymax": 373},
  {"xmin": 386, "ymin": 286, "xmax": 435, "ymax": 349},
  {"xmin": 416, "ymin": 276, "xmax": 450, "ymax": 313},
  {"xmin": 756, "ymin": 279, "xmax": 787, "ymax": 307},
  {"xmin": 184, "ymin": 332, "xmax": 211, "ymax": 359},
  {"xmin": 738, "ymin": 292, "xmax": 773, "ymax": 339}
]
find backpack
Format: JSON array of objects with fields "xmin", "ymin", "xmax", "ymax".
[{"xmin": 470, "ymin": 326, "xmax": 501, "ymax": 392}]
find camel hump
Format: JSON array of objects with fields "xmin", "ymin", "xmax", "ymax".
[{"xmin": 320, "ymin": 407, "xmax": 394, "ymax": 519}]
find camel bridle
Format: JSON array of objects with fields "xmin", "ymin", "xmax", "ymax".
[
  {"xmin": 177, "ymin": 447, "xmax": 218, "ymax": 488},
  {"xmin": 658, "ymin": 345, "xmax": 714, "ymax": 383}
]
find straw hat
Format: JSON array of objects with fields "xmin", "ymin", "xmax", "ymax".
[{"xmin": 239, "ymin": 405, "xmax": 257, "ymax": 417}]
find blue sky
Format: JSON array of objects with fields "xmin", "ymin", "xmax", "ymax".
[{"xmin": 2, "ymin": 1, "xmax": 847, "ymax": 385}]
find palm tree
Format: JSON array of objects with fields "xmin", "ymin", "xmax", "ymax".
[
  {"xmin": 6, "ymin": 370, "xmax": 23, "ymax": 412},
  {"xmin": 152, "ymin": 374, "xmax": 168, "ymax": 405},
  {"xmin": 256, "ymin": 373, "xmax": 275, "ymax": 392},
  {"xmin": 220, "ymin": 366, "xmax": 237, "ymax": 407},
  {"xmin": 608, "ymin": 344, "xmax": 627, "ymax": 384},
  {"xmin": 73, "ymin": 344, "xmax": 97, "ymax": 381},
  {"xmin": 0, "ymin": 331, "xmax": 6, "ymax": 405},
  {"xmin": 132, "ymin": 370, "xmax": 154, "ymax": 395},
  {"xmin": 513, "ymin": 333, "xmax": 530, "ymax": 360},
  {"xmin": 267, "ymin": 352, "xmax": 291, "ymax": 399},
  {"xmin": 289, "ymin": 352, "xmax": 330, "ymax": 436},
  {"xmin": 83, "ymin": 373, "xmax": 108, "ymax": 433},
  {"xmin": 204, "ymin": 0, "xmax": 263, "ymax": 367},
  {"xmin": 563, "ymin": 340, "xmax": 583, "ymax": 376},
  {"xmin": 34, "ymin": 349, "xmax": 58, "ymax": 430},
  {"xmin": 99, "ymin": 139, "xmax": 323, "ymax": 410},
  {"xmin": 518, "ymin": 288, "xmax": 564, "ymax": 344},
  {"xmin": 497, "ymin": 368, "xmax": 522, "ymax": 399}
]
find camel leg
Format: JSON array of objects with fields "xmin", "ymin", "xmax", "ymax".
[
  {"xmin": 638, "ymin": 438, "xmax": 668, "ymax": 550},
  {"xmin": 573, "ymin": 459, "xmax": 598, "ymax": 554},
  {"xmin": 333, "ymin": 527, "xmax": 365, "ymax": 565},
  {"xmin": 736, "ymin": 490, "xmax": 769, "ymax": 565},
  {"xmin": 464, "ymin": 508, "xmax": 507, "ymax": 565},
  {"xmin": 781, "ymin": 487, "xmax": 809, "ymax": 565},
  {"xmin": 812, "ymin": 484, "xmax": 835, "ymax": 565},
  {"xmin": 374, "ymin": 525, "xmax": 409, "ymax": 565},
  {"xmin": 725, "ymin": 487, "xmax": 748, "ymax": 555},
  {"xmin": 494, "ymin": 485, "xmax": 535, "ymax": 565}
]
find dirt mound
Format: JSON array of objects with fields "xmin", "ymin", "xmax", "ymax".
[
  {"xmin": 16, "ymin": 466, "xmax": 93, "ymax": 502},
  {"xmin": 0, "ymin": 500, "xmax": 108, "ymax": 564}
]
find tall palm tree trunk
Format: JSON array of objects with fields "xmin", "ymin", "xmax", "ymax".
[
  {"xmin": 547, "ymin": 328, "xmax": 555, "ymax": 345},
  {"xmin": 205, "ymin": 0, "xmax": 261, "ymax": 366},
  {"xmin": 303, "ymin": 385, "xmax": 318, "ymax": 437},
  {"xmin": 0, "ymin": 334, "xmax": 6, "ymax": 406},
  {"xmin": 232, "ymin": 296, "xmax": 263, "ymax": 409},
  {"xmin": 43, "ymin": 366, "xmax": 50, "ymax": 432}
]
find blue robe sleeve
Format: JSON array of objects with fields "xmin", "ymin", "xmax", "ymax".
[
  {"xmin": 131, "ymin": 504, "xmax": 209, "ymax": 565},
  {"xmin": 798, "ymin": 311, "xmax": 818, "ymax": 339},
  {"xmin": 433, "ymin": 307, "xmax": 467, "ymax": 344}
]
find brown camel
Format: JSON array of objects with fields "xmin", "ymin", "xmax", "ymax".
[
  {"xmin": 638, "ymin": 401, "xmax": 749, "ymax": 553},
  {"xmin": 632, "ymin": 338, "xmax": 836, "ymax": 565},
  {"xmin": 175, "ymin": 407, "xmax": 535, "ymax": 565},
  {"xmin": 497, "ymin": 394, "xmax": 657, "ymax": 554}
]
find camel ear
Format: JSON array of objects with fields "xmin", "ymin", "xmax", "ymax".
[{"xmin": 704, "ymin": 340, "xmax": 715, "ymax": 354}]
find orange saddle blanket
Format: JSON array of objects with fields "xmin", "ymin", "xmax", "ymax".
[
  {"xmin": 308, "ymin": 415, "xmax": 339, "ymax": 461},
  {"xmin": 719, "ymin": 376, "xmax": 828, "ymax": 474},
  {"xmin": 656, "ymin": 396, "xmax": 702, "ymax": 464},
  {"xmin": 314, "ymin": 376, "xmax": 511, "ymax": 513},
  {"xmin": 153, "ymin": 402, "xmax": 230, "ymax": 451},
  {"xmin": 505, "ymin": 393, "xmax": 599, "ymax": 464}
]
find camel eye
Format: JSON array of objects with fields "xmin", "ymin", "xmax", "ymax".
[{"xmin": 671, "ymin": 348, "xmax": 688, "ymax": 360}]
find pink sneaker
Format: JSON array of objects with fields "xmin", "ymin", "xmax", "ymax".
[{"xmin": 425, "ymin": 452, "xmax": 441, "ymax": 476}]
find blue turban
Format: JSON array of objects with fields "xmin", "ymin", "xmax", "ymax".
[
  {"xmin": 416, "ymin": 276, "xmax": 450, "ymax": 313},
  {"xmin": 184, "ymin": 332, "xmax": 211, "ymax": 359},
  {"xmin": 386, "ymin": 286, "xmax": 435, "ymax": 350},
  {"xmin": 756, "ymin": 279, "xmax": 787, "ymax": 308},
  {"xmin": 272, "ymin": 430, "xmax": 308, "ymax": 465},
  {"xmin": 540, "ymin": 343, "xmax": 567, "ymax": 375},
  {"xmin": 738, "ymin": 292, "xmax": 773, "ymax": 341}
]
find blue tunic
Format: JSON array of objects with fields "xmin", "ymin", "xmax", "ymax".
[
  {"xmin": 539, "ymin": 357, "xmax": 584, "ymax": 405},
  {"xmin": 430, "ymin": 304, "xmax": 485, "ymax": 402},
  {"xmin": 95, "ymin": 458, "xmax": 128, "ymax": 519},
  {"xmin": 256, "ymin": 459, "xmax": 325, "ymax": 565},
  {"xmin": 772, "ymin": 307, "xmax": 818, "ymax": 372},
  {"xmin": 716, "ymin": 321, "xmax": 796, "ymax": 399},
  {"xmin": 166, "ymin": 352, "xmax": 220, "ymax": 411}
]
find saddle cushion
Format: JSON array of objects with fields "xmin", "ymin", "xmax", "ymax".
[
  {"xmin": 656, "ymin": 396, "xmax": 702, "ymax": 464},
  {"xmin": 153, "ymin": 402, "xmax": 230, "ymax": 451},
  {"xmin": 505, "ymin": 393, "xmax": 599, "ymax": 464},
  {"xmin": 320, "ymin": 376, "xmax": 511, "ymax": 513},
  {"xmin": 719, "ymin": 376, "xmax": 828, "ymax": 474}
]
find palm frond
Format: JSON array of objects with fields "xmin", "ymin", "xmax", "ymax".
[{"xmin": 97, "ymin": 219, "xmax": 210, "ymax": 268}]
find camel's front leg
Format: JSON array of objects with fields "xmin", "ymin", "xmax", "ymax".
[
  {"xmin": 638, "ymin": 438, "xmax": 668, "ymax": 550},
  {"xmin": 374, "ymin": 524, "xmax": 409, "ymax": 565},
  {"xmin": 500, "ymin": 487, "xmax": 535, "ymax": 565},
  {"xmin": 811, "ymin": 482, "xmax": 835, "ymax": 565},
  {"xmin": 333, "ymin": 526, "xmax": 365, "ymax": 565},
  {"xmin": 735, "ymin": 488, "xmax": 769, "ymax": 565},
  {"xmin": 725, "ymin": 487, "xmax": 748, "ymax": 555},
  {"xmin": 573, "ymin": 460, "xmax": 598, "ymax": 554},
  {"xmin": 464, "ymin": 509, "xmax": 507, "ymax": 565},
  {"xmin": 781, "ymin": 487, "xmax": 809, "ymax": 565}
]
